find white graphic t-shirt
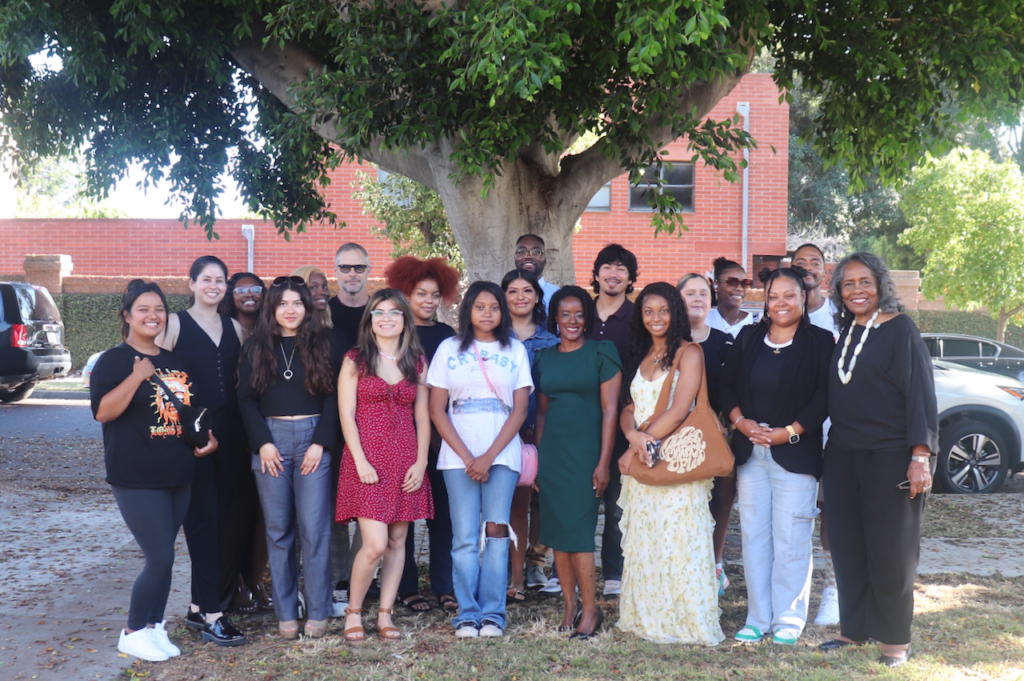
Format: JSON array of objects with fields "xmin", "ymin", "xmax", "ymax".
[{"xmin": 426, "ymin": 337, "xmax": 534, "ymax": 472}]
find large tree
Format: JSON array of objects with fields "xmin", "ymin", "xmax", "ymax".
[{"xmin": 1, "ymin": 1, "xmax": 1022, "ymax": 282}]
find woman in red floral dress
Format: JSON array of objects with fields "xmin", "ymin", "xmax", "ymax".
[{"xmin": 336, "ymin": 289, "xmax": 433, "ymax": 642}]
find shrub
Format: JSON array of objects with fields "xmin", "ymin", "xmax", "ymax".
[{"xmin": 909, "ymin": 310, "xmax": 1024, "ymax": 350}]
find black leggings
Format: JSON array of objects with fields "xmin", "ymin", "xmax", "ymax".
[{"xmin": 112, "ymin": 485, "xmax": 191, "ymax": 631}]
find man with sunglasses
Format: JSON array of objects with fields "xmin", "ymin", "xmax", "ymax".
[{"xmin": 514, "ymin": 235, "xmax": 560, "ymax": 303}]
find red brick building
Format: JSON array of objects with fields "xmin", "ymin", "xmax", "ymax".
[{"xmin": 0, "ymin": 74, "xmax": 787, "ymax": 287}]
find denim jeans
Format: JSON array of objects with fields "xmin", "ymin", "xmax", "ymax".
[
  {"xmin": 252, "ymin": 416, "xmax": 333, "ymax": 622},
  {"xmin": 443, "ymin": 464, "xmax": 519, "ymax": 629},
  {"xmin": 737, "ymin": 444, "xmax": 819, "ymax": 635}
]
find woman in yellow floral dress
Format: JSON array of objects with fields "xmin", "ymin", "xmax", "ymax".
[{"xmin": 616, "ymin": 282, "xmax": 724, "ymax": 644}]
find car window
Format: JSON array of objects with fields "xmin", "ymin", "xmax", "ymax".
[
  {"xmin": 942, "ymin": 339, "xmax": 981, "ymax": 357},
  {"xmin": 980, "ymin": 342, "xmax": 998, "ymax": 357},
  {"xmin": 14, "ymin": 286, "xmax": 62, "ymax": 322},
  {"xmin": 922, "ymin": 337, "xmax": 939, "ymax": 356}
]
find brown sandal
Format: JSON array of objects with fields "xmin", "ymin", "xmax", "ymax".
[
  {"xmin": 343, "ymin": 607, "xmax": 365, "ymax": 643},
  {"xmin": 377, "ymin": 607, "xmax": 401, "ymax": 641}
]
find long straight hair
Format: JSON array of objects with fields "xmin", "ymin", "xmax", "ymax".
[
  {"xmin": 456, "ymin": 281, "xmax": 512, "ymax": 352},
  {"xmin": 353, "ymin": 289, "xmax": 424, "ymax": 383},
  {"xmin": 620, "ymin": 282, "xmax": 692, "ymax": 408},
  {"xmin": 500, "ymin": 268, "xmax": 546, "ymax": 328},
  {"xmin": 241, "ymin": 278, "xmax": 334, "ymax": 397}
]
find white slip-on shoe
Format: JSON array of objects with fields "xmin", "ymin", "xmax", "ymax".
[
  {"xmin": 814, "ymin": 586, "xmax": 841, "ymax": 626},
  {"xmin": 539, "ymin": 577, "xmax": 562, "ymax": 595},
  {"xmin": 479, "ymin": 622, "xmax": 503, "ymax": 638},
  {"xmin": 118, "ymin": 628, "xmax": 170, "ymax": 662},
  {"xmin": 602, "ymin": 579, "xmax": 621, "ymax": 596},
  {"xmin": 152, "ymin": 622, "xmax": 181, "ymax": 657}
]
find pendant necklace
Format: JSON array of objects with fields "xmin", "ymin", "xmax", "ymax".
[
  {"xmin": 280, "ymin": 342, "xmax": 297, "ymax": 380},
  {"xmin": 837, "ymin": 309, "xmax": 880, "ymax": 384},
  {"xmin": 379, "ymin": 350, "xmax": 399, "ymax": 362}
]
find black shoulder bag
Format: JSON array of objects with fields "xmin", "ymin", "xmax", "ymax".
[{"xmin": 149, "ymin": 373, "xmax": 211, "ymax": 449}]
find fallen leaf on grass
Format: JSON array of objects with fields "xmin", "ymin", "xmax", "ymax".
[{"xmin": 87, "ymin": 648, "xmax": 97, "ymax": 653}]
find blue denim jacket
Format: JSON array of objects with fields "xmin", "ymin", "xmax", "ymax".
[{"xmin": 514, "ymin": 324, "xmax": 559, "ymax": 433}]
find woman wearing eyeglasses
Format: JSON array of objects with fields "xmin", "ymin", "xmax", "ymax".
[
  {"xmin": 336, "ymin": 289, "xmax": 433, "ymax": 641},
  {"xmin": 221, "ymin": 273, "xmax": 264, "ymax": 333},
  {"xmin": 238, "ymin": 276, "xmax": 344, "ymax": 639},
  {"xmin": 706, "ymin": 258, "xmax": 758, "ymax": 338}
]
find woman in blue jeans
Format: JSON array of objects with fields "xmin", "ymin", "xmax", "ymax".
[
  {"xmin": 238, "ymin": 276, "xmax": 344, "ymax": 640},
  {"xmin": 427, "ymin": 281, "xmax": 534, "ymax": 638}
]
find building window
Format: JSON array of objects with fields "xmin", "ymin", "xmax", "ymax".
[
  {"xmin": 585, "ymin": 182, "xmax": 612, "ymax": 212},
  {"xmin": 628, "ymin": 163, "xmax": 694, "ymax": 212}
]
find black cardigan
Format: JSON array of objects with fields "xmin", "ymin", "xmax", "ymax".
[{"xmin": 720, "ymin": 323, "xmax": 835, "ymax": 478}]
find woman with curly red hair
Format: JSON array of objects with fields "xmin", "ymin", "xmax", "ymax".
[{"xmin": 384, "ymin": 256, "xmax": 462, "ymax": 613}]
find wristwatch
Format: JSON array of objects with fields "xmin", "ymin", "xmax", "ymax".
[
  {"xmin": 785, "ymin": 425, "xmax": 800, "ymax": 445},
  {"xmin": 911, "ymin": 455, "xmax": 931, "ymax": 464}
]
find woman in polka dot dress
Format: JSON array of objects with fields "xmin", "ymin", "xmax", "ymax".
[{"xmin": 336, "ymin": 289, "xmax": 433, "ymax": 642}]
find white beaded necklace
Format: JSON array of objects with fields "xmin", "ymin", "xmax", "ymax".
[{"xmin": 837, "ymin": 309, "xmax": 880, "ymax": 384}]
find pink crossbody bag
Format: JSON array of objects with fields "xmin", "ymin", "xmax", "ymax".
[{"xmin": 473, "ymin": 342, "xmax": 537, "ymax": 487}]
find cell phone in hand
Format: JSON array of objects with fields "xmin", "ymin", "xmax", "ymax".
[{"xmin": 646, "ymin": 439, "xmax": 662, "ymax": 467}]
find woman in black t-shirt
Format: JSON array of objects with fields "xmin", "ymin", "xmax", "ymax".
[
  {"xmin": 238, "ymin": 276, "xmax": 343, "ymax": 640},
  {"xmin": 91, "ymin": 281, "xmax": 218, "ymax": 663}
]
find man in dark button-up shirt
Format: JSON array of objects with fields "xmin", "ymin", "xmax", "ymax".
[{"xmin": 585, "ymin": 244, "xmax": 638, "ymax": 597}]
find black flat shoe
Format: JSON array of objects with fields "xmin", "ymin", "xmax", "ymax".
[
  {"xmin": 818, "ymin": 638, "xmax": 866, "ymax": 652},
  {"xmin": 570, "ymin": 606, "xmax": 604, "ymax": 640},
  {"xmin": 879, "ymin": 645, "xmax": 912, "ymax": 667},
  {"xmin": 184, "ymin": 609, "xmax": 205, "ymax": 631},
  {"xmin": 202, "ymin": 615, "xmax": 247, "ymax": 647}
]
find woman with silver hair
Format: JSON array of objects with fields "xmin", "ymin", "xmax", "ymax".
[{"xmin": 817, "ymin": 252, "xmax": 937, "ymax": 667}]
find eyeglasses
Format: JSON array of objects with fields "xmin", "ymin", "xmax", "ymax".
[
  {"xmin": 717, "ymin": 277, "xmax": 753, "ymax": 289},
  {"xmin": 233, "ymin": 285, "xmax": 263, "ymax": 295},
  {"xmin": 336, "ymin": 264, "xmax": 368, "ymax": 274},
  {"xmin": 370, "ymin": 309, "xmax": 404, "ymax": 319},
  {"xmin": 271, "ymin": 276, "xmax": 307, "ymax": 288},
  {"xmin": 515, "ymin": 248, "xmax": 544, "ymax": 258}
]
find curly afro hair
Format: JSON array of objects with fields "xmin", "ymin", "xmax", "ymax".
[{"xmin": 384, "ymin": 255, "xmax": 461, "ymax": 304}]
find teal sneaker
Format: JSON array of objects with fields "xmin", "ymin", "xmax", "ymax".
[
  {"xmin": 734, "ymin": 625, "xmax": 765, "ymax": 643},
  {"xmin": 773, "ymin": 628, "xmax": 801, "ymax": 645}
]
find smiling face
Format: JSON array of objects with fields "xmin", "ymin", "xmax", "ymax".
[
  {"xmin": 232, "ymin": 276, "xmax": 263, "ymax": 315},
  {"xmin": 470, "ymin": 291, "xmax": 502, "ymax": 336},
  {"xmin": 125, "ymin": 292, "xmax": 167, "ymax": 341},
  {"xmin": 679, "ymin": 277, "xmax": 713, "ymax": 324},
  {"xmin": 766, "ymin": 276, "xmax": 804, "ymax": 329},
  {"xmin": 275, "ymin": 289, "xmax": 306, "ymax": 336},
  {"xmin": 596, "ymin": 262, "xmax": 632, "ymax": 297},
  {"xmin": 334, "ymin": 250, "xmax": 370, "ymax": 296},
  {"xmin": 556, "ymin": 297, "xmax": 586, "ymax": 342},
  {"xmin": 504, "ymin": 277, "xmax": 538, "ymax": 321},
  {"xmin": 409, "ymin": 278, "xmax": 441, "ymax": 324},
  {"xmin": 840, "ymin": 260, "xmax": 880, "ymax": 320},
  {"xmin": 190, "ymin": 264, "xmax": 227, "ymax": 308},
  {"xmin": 370, "ymin": 298, "xmax": 405, "ymax": 340},
  {"xmin": 514, "ymin": 236, "xmax": 547, "ymax": 277},
  {"xmin": 792, "ymin": 246, "xmax": 826, "ymax": 290},
  {"xmin": 641, "ymin": 294, "xmax": 672, "ymax": 340},
  {"xmin": 308, "ymin": 273, "xmax": 330, "ymax": 311},
  {"xmin": 715, "ymin": 266, "xmax": 749, "ymax": 310}
]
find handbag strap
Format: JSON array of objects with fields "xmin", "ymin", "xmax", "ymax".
[
  {"xmin": 473, "ymin": 341, "xmax": 511, "ymax": 412},
  {"xmin": 646, "ymin": 341, "xmax": 712, "ymax": 425},
  {"xmin": 149, "ymin": 371, "xmax": 187, "ymax": 412}
]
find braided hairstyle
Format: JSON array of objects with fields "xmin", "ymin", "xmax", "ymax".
[{"xmin": 758, "ymin": 266, "xmax": 814, "ymax": 335}]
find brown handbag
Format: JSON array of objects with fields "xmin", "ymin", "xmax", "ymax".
[{"xmin": 624, "ymin": 342, "xmax": 734, "ymax": 486}]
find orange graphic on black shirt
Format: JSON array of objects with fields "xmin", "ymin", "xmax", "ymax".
[{"xmin": 150, "ymin": 369, "xmax": 192, "ymax": 439}]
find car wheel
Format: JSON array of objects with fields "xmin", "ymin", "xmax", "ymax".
[
  {"xmin": 936, "ymin": 420, "xmax": 1010, "ymax": 494},
  {"xmin": 0, "ymin": 382, "xmax": 36, "ymax": 403}
]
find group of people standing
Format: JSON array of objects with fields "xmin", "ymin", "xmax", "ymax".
[{"xmin": 94, "ymin": 237, "xmax": 936, "ymax": 669}]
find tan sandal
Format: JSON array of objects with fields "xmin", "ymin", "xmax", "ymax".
[
  {"xmin": 343, "ymin": 607, "xmax": 365, "ymax": 643},
  {"xmin": 304, "ymin": 619, "xmax": 328, "ymax": 638},
  {"xmin": 279, "ymin": 620, "xmax": 299, "ymax": 640},
  {"xmin": 377, "ymin": 607, "xmax": 401, "ymax": 641}
]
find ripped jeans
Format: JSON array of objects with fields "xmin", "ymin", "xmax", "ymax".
[
  {"xmin": 737, "ymin": 444, "xmax": 819, "ymax": 635},
  {"xmin": 443, "ymin": 464, "xmax": 519, "ymax": 629}
]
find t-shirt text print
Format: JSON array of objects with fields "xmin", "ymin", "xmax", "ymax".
[
  {"xmin": 427, "ymin": 337, "xmax": 534, "ymax": 472},
  {"xmin": 148, "ymin": 369, "xmax": 194, "ymax": 439}
]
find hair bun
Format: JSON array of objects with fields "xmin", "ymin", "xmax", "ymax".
[
  {"xmin": 757, "ymin": 267, "xmax": 773, "ymax": 284},
  {"xmin": 126, "ymin": 278, "xmax": 148, "ymax": 291}
]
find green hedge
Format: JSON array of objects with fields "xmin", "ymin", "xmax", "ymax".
[
  {"xmin": 909, "ymin": 310, "xmax": 1024, "ymax": 349},
  {"xmin": 58, "ymin": 294, "xmax": 190, "ymax": 370}
]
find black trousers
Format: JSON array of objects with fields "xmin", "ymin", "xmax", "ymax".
[
  {"xmin": 212, "ymin": 410, "xmax": 256, "ymax": 609},
  {"xmin": 398, "ymin": 455, "xmax": 454, "ymax": 596},
  {"xmin": 823, "ymin": 443, "xmax": 925, "ymax": 645}
]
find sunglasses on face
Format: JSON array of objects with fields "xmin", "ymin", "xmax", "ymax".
[
  {"xmin": 515, "ymin": 248, "xmax": 544, "ymax": 258},
  {"xmin": 271, "ymin": 275, "xmax": 307, "ymax": 288},
  {"xmin": 717, "ymin": 277, "xmax": 753, "ymax": 289},
  {"xmin": 336, "ymin": 264, "xmax": 368, "ymax": 274},
  {"xmin": 370, "ymin": 309, "xmax": 404, "ymax": 319},
  {"xmin": 233, "ymin": 285, "xmax": 263, "ymax": 295}
]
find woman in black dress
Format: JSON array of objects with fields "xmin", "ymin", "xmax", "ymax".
[
  {"xmin": 817, "ymin": 252, "xmax": 937, "ymax": 667},
  {"xmin": 222, "ymin": 272, "xmax": 264, "ymax": 333}
]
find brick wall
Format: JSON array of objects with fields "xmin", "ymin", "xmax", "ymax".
[{"xmin": 0, "ymin": 74, "xmax": 787, "ymax": 288}]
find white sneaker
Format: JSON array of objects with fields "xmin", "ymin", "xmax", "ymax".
[
  {"xmin": 526, "ymin": 565, "xmax": 548, "ymax": 588},
  {"xmin": 118, "ymin": 628, "xmax": 170, "ymax": 662},
  {"xmin": 152, "ymin": 622, "xmax": 181, "ymax": 657},
  {"xmin": 479, "ymin": 622, "xmax": 504, "ymax": 638},
  {"xmin": 814, "ymin": 586, "xmax": 841, "ymax": 626},
  {"xmin": 332, "ymin": 593, "xmax": 349, "ymax": 618},
  {"xmin": 602, "ymin": 579, "xmax": 621, "ymax": 596},
  {"xmin": 539, "ymin": 577, "xmax": 562, "ymax": 595},
  {"xmin": 455, "ymin": 623, "xmax": 479, "ymax": 638}
]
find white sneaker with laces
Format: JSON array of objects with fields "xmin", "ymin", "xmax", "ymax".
[
  {"xmin": 118, "ymin": 628, "xmax": 170, "ymax": 662},
  {"xmin": 539, "ymin": 577, "xmax": 562, "ymax": 595},
  {"xmin": 152, "ymin": 622, "xmax": 181, "ymax": 657},
  {"xmin": 602, "ymin": 579, "xmax": 621, "ymax": 596},
  {"xmin": 814, "ymin": 586, "xmax": 840, "ymax": 626},
  {"xmin": 455, "ymin": 623, "xmax": 479, "ymax": 638},
  {"xmin": 526, "ymin": 565, "xmax": 548, "ymax": 589},
  {"xmin": 479, "ymin": 623, "xmax": 504, "ymax": 638},
  {"xmin": 332, "ymin": 593, "xmax": 349, "ymax": 618}
]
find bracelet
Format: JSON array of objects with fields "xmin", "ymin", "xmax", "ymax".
[
  {"xmin": 910, "ymin": 455, "xmax": 931, "ymax": 464},
  {"xmin": 733, "ymin": 416, "xmax": 745, "ymax": 427}
]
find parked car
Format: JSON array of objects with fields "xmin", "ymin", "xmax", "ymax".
[
  {"xmin": 933, "ymin": 359, "xmax": 1024, "ymax": 493},
  {"xmin": 0, "ymin": 282, "xmax": 73, "ymax": 402},
  {"xmin": 82, "ymin": 350, "xmax": 105, "ymax": 388},
  {"xmin": 922, "ymin": 333, "xmax": 1024, "ymax": 381}
]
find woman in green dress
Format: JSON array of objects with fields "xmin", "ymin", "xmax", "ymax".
[{"xmin": 533, "ymin": 286, "xmax": 622, "ymax": 638}]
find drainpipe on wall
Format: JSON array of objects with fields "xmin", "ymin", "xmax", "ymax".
[
  {"xmin": 736, "ymin": 102, "xmax": 750, "ymax": 271},
  {"xmin": 241, "ymin": 224, "xmax": 255, "ymax": 274}
]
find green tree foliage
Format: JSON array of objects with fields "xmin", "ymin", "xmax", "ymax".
[
  {"xmin": 900, "ymin": 148, "xmax": 1024, "ymax": 341},
  {"xmin": 352, "ymin": 170, "xmax": 463, "ymax": 270},
  {"xmin": 15, "ymin": 154, "xmax": 126, "ymax": 218}
]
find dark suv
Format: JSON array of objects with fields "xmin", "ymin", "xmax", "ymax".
[{"xmin": 0, "ymin": 282, "xmax": 72, "ymax": 402}]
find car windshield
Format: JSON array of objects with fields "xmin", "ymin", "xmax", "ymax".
[{"xmin": 14, "ymin": 286, "xmax": 62, "ymax": 322}]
